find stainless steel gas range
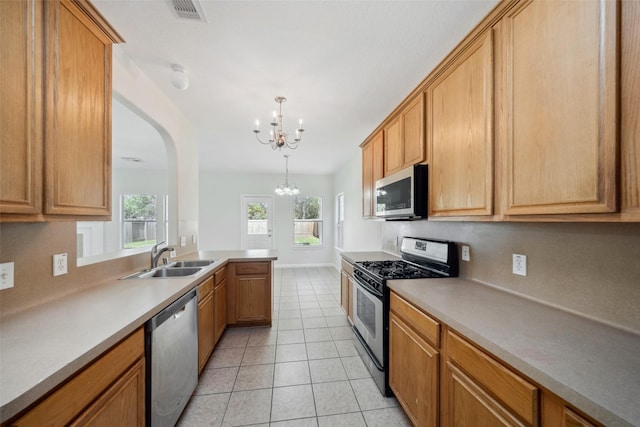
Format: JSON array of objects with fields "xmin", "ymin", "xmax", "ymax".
[{"xmin": 352, "ymin": 237, "xmax": 459, "ymax": 396}]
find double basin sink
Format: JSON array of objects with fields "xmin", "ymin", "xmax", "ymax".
[{"xmin": 121, "ymin": 259, "xmax": 217, "ymax": 279}]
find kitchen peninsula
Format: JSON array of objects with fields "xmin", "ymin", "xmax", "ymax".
[{"xmin": 0, "ymin": 250, "xmax": 277, "ymax": 425}]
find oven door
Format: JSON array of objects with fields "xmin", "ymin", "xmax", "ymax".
[{"xmin": 351, "ymin": 277, "xmax": 384, "ymax": 367}]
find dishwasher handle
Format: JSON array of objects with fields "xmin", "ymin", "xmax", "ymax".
[{"xmin": 147, "ymin": 289, "xmax": 197, "ymax": 331}]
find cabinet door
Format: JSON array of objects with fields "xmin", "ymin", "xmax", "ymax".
[
  {"xmin": 214, "ymin": 280, "xmax": 227, "ymax": 345},
  {"xmin": 70, "ymin": 359, "xmax": 145, "ymax": 427},
  {"xmin": 499, "ymin": 0, "xmax": 617, "ymax": 215},
  {"xmin": 0, "ymin": 0, "xmax": 43, "ymax": 216},
  {"xmin": 620, "ymin": 0, "xmax": 640, "ymax": 219},
  {"xmin": 384, "ymin": 117, "xmax": 403, "ymax": 176},
  {"xmin": 428, "ymin": 31, "xmax": 494, "ymax": 217},
  {"xmin": 362, "ymin": 141, "xmax": 374, "ymax": 217},
  {"xmin": 445, "ymin": 363, "xmax": 526, "ymax": 427},
  {"xmin": 389, "ymin": 312, "xmax": 438, "ymax": 427},
  {"xmin": 340, "ymin": 271, "xmax": 349, "ymax": 315},
  {"xmin": 197, "ymin": 292, "xmax": 214, "ymax": 374},
  {"xmin": 402, "ymin": 95, "xmax": 425, "ymax": 167},
  {"xmin": 236, "ymin": 276, "xmax": 269, "ymax": 323},
  {"xmin": 43, "ymin": 0, "xmax": 113, "ymax": 216}
]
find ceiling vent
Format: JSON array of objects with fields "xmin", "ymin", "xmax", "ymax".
[{"xmin": 168, "ymin": 0, "xmax": 207, "ymax": 22}]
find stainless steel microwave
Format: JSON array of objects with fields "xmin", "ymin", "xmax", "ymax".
[{"xmin": 375, "ymin": 164, "xmax": 428, "ymax": 219}]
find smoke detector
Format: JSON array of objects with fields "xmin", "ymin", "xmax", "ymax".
[{"xmin": 168, "ymin": 0, "xmax": 207, "ymax": 22}]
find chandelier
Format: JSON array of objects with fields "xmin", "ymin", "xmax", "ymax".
[
  {"xmin": 254, "ymin": 96, "xmax": 304, "ymax": 150},
  {"xmin": 275, "ymin": 155, "xmax": 300, "ymax": 196}
]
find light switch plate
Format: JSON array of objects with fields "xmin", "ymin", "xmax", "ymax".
[
  {"xmin": 0, "ymin": 262, "xmax": 15, "ymax": 289},
  {"xmin": 513, "ymin": 254, "xmax": 527, "ymax": 276},
  {"xmin": 53, "ymin": 253, "xmax": 68, "ymax": 277}
]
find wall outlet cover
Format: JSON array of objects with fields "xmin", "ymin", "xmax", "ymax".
[
  {"xmin": 461, "ymin": 245, "xmax": 470, "ymax": 262},
  {"xmin": 180, "ymin": 236, "xmax": 186, "ymax": 247},
  {"xmin": 53, "ymin": 253, "xmax": 68, "ymax": 277},
  {"xmin": 513, "ymin": 254, "xmax": 527, "ymax": 276},
  {"xmin": 0, "ymin": 262, "xmax": 15, "ymax": 290}
]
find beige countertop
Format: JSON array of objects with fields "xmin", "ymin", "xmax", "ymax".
[
  {"xmin": 0, "ymin": 250, "xmax": 277, "ymax": 423},
  {"xmin": 388, "ymin": 277, "xmax": 640, "ymax": 427}
]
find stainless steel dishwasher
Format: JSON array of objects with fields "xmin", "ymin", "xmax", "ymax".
[{"xmin": 146, "ymin": 289, "xmax": 198, "ymax": 427}]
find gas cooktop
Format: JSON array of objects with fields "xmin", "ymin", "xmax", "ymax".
[{"xmin": 355, "ymin": 260, "xmax": 443, "ymax": 280}]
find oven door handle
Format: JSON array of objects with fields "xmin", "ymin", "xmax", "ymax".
[{"xmin": 354, "ymin": 275, "xmax": 383, "ymax": 298}]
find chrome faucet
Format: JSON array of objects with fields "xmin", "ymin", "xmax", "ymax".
[{"xmin": 151, "ymin": 241, "xmax": 174, "ymax": 269}]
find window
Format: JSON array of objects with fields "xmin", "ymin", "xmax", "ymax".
[
  {"xmin": 293, "ymin": 196, "xmax": 322, "ymax": 246},
  {"xmin": 336, "ymin": 193, "xmax": 344, "ymax": 249},
  {"xmin": 121, "ymin": 194, "xmax": 167, "ymax": 249}
]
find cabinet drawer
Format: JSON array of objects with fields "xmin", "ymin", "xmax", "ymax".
[
  {"xmin": 235, "ymin": 262, "xmax": 269, "ymax": 275},
  {"xmin": 214, "ymin": 266, "xmax": 227, "ymax": 285},
  {"xmin": 390, "ymin": 292, "xmax": 440, "ymax": 348},
  {"xmin": 340, "ymin": 259, "xmax": 354, "ymax": 276},
  {"xmin": 198, "ymin": 276, "xmax": 214, "ymax": 298},
  {"xmin": 446, "ymin": 330, "xmax": 539, "ymax": 425}
]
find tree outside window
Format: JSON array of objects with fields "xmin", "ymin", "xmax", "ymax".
[
  {"xmin": 122, "ymin": 194, "xmax": 159, "ymax": 248},
  {"xmin": 294, "ymin": 196, "xmax": 322, "ymax": 246}
]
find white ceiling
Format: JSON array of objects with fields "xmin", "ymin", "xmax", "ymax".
[{"xmin": 93, "ymin": 0, "xmax": 500, "ymax": 176}]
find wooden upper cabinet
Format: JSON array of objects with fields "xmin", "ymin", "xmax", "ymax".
[
  {"xmin": 384, "ymin": 117, "xmax": 403, "ymax": 176},
  {"xmin": 384, "ymin": 95, "xmax": 425, "ymax": 177},
  {"xmin": 0, "ymin": 0, "xmax": 43, "ymax": 215},
  {"xmin": 0, "ymin": 0, "xmax": 122, "ymax": 222},
  {"xmin": 362, "ymin": 130, "xmax": 384, "ymax": 217},
  {"xmin": 620, "ymin": 0, "xmax": 640, "ymax": 220},
  {"xmin": 401, "ymin": 95, "xmax": 425, "ymax": 167},
  {"xmin": 428, "ymin": 31, "xmax": 494, "ymax": 217},
  {"xmin": 498, "ymin": 0, "xmax": 618, "ymax": 216},
  {"xmin": 44, "ymin": 0, "xmax": 117, "ymax": 217}
]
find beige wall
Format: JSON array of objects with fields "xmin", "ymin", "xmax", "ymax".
[
  {"xmin": 0, "ymin": 222, "xmax": 196, "ymax": 316},
  {"xmin": 382, "ymin": 221, "xmax": 640, "ymax": 334}
]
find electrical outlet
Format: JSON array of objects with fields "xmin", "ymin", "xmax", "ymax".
[
  {"xmin": 513, "ymin": 254, "xmax": 527, "ymax": 276},
  {"xmin": 180, "ymin": 236, "xmax": 186, "ymax": 247},
  {"xmin": 170, "ymin": 250, "xmax": 177, "ymax": 258},
  {"xmin": 53, "ymin": 253, "xmax": 68, "ymax": 277},
  {"xmin": 0, "ymin": 262, "xmax": 15, "ymax": 290},
  {"xmin": 461, "ymin": 245, "xmax": 470, "ymax": 262},
  {"xmin": 192, "ymin": 234, "xmax": 197, "ymax": 244}
]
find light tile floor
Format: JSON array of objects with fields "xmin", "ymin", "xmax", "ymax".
[{"xmin": 177, "ymin": 267, "xmax": 412, "ymax": 427}]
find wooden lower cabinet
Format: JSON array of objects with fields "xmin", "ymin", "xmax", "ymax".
[
  {"xmin": 389, "ymin": 311, "xmax": 439, "ymax": 427},
  {"xmin": 542, "ymin": 392, "xmax": 601, "ymax": 427},
  {"xmin": 443, "ymin": 330, "xmax": 539, "ymax": 426},
  {"xmin": 214, "ymin": 276, "xmax": 227, "ymax": 345},
  {"xmin": 11, "ymin": 328, "xmax": 144, "ymax": 426},
  {"xmin": 70, "ymin": 359, "xmax": 144, "ymax": 427},
  {"xmin": 340, "ymin": 258, "xmax": 354, "ymax": 322},
  {"xmin": 227, "ymin": 261, "xmax": 272, "ymax": 326},
  {"xmin": 388, "ymin": 291, "xmax": 603, "ymax": 427},
  {"xmin": 197, "ymin": 275, "xmax": 215, "ymax": 374}
]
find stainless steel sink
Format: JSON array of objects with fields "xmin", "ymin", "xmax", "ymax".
[
  {"xmin": 170, "ymin": 260, "xmax": 216, "ymax": 268},
  {"xmin": 121, "ymin": 266, "xmax": 203, "ymax": 279},
  {"xmin": 150, "ymin": 267, "xmax": 203, "ymax": 277}
]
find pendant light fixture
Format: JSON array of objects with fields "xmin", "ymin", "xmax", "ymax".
[
  {"xmin": 254, "ymin": 96, "xmax": 304, "ymax": 150},
  {"xmin": 275, "ymin": 155, "xmax": 300, "ymax": 196}
]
